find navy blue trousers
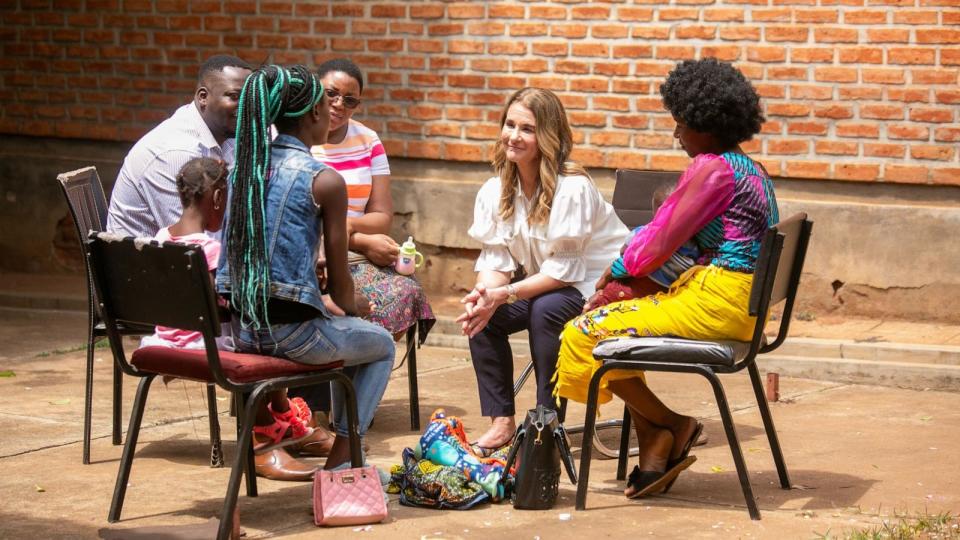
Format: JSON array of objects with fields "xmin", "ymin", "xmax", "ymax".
[{"xmin": 469, "ymin": 286, "xmax": 584, "ymax": 417}]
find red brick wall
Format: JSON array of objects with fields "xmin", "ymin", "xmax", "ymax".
[{"xmin": 2, "ymin": 0, "xmax": 958, "ymax": 184}]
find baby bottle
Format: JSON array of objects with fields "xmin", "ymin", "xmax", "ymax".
[{"xmin": 395, "ymin": 236, "xmax": 424, "ymax": 276}]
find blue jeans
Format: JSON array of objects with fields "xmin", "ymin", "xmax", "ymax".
[{"xmin": 233, "ymin": 315, "xmax": 394, "ymax": 438}]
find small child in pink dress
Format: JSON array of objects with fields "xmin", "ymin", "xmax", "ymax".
[
  {"xmin": 138, "ymin": 157, "xmax": 327, "ymax": 465},
  {"xmin": 140, "ymin": 157, "xmax": 228, "ymax": 349}
]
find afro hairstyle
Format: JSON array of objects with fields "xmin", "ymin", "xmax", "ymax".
[{"xmin": 660, "ymin": 58, "xmax": 765, "ymax": 150}]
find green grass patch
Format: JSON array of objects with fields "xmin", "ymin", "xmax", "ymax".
[
  {"xmin": 817, "ymin": 510, "xmax": 960, "ymax": 540},
  {"xmin": 34, "ymin": 340, "xmax": 109, "ymax": 358}
]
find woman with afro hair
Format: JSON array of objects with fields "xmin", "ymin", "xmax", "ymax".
[{"xmin": 553, "ymin": 58, "xmax": 779, "ymax": 499}]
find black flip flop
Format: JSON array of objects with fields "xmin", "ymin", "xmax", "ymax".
[
  {"xmin": 662, "ymin": 421, "xmax": 703, "ymax": 494},
  {"xmin": 625, "ymin": 455, "xmax": 697, "ymax": 499}
]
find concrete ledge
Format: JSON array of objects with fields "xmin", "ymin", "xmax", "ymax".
[
  {"xmin": 422, "ymin": 316, "xmax": 960, "ymax": 392},
  {"xmin": 0, "ymin": 292, "xmax": 87, "ymax": 312},
  {"xmin": 759, "ymin": 355, "xmax": 960, "ymax": 392},
  {"xmin": 777, "ymin": 338, "xmax": 960, "ymax": 366}
]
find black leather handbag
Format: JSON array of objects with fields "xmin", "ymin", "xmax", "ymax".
[{"xmin": 499, "ymin": 405, "xmax": 577, "ymax": 510}]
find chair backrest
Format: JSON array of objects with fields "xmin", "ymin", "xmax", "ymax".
[
  {"xmin": 57, "ymin": 167, "xmax": 110, "ymax": 318},
  {"xmin": 612, "ymin": 169, "xmax": 679, "ymax": 229},
  {"xmin": 747, "ymin": 213, "xmax": 814, "ymax": 355},
  {"xmin": 57, "ymin": 167, "xmax": 109, "ymax": 240},
  {"xmin": 86, "ymin": 232, "xmax": 221, "ymax": 336}
]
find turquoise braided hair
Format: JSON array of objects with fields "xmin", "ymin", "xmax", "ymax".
[{"xmin": 226, "ymin": 64, "xmax": 324, "ymax": 330}]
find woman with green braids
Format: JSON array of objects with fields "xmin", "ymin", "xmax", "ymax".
[{"xmin": 217, "ymin": 65, "xmax": 394, "ymax": 478}]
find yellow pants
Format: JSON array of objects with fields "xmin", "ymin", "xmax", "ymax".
[{"xmin": 552, "ymin": 266, "xmax": 756, "ymax": 406}]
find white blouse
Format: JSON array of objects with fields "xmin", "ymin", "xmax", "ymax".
[{"xmin": 468, "ymin": 174, "xmax": 629, "ymax": 298}]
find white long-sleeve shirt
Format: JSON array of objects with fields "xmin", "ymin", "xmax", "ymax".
[{"xmin": 468, "ymin": 174, "xmax": 628, "ymax": 298}]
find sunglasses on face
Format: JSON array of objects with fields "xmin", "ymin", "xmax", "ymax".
[{"xmin": 324, "ymin": 88, "xmax": 361, "ymax": 109}]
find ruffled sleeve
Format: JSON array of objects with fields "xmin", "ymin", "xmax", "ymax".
[
  {"xmin": 620, "ymin": 154, "xmax": 736, "ymax": 277},
  {"xmin": 538, "ymin": 176, "xmax": 599, "ymax": 283},
  {"xmin": 467, "ymin": 177, "xmax": 516, "ymax": 273}
]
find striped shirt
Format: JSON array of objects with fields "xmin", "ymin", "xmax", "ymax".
[
  {"xmin": 310, "ymin": 119, "xmax": 390, "ymax": 217},
  {"xmin": 106, "ymin": 102, "xmax": 233, "ymax": 237}
]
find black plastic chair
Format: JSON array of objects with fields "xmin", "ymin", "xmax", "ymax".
[
  {"xmin": 611, "ymin": 168, "xmax": 678, "ymax": 229},
  {"xmin": 575, "ymin": 213, "xmax": 813, "ymax": 519},
  {"xmin": 57, "ymin": 167, "xmax": 223, "ymax": 466},
  {"xmin": 87, "ymin": 232, "xmax": 365, "ymax": 540}
]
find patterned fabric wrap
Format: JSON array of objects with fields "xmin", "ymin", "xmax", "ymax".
[
  {"xmin": 611, "ymin": 227, "xmax": 699, "ymax": 287},
  {"xmin": 350, "ymin": 261, "xmax": 435, "ymax": 340},
  {"xmin": 387, "ymin": 409, "xmax": 513, "ymax": 507},
  {"xmin": 388, "ymin": 448, "xmax": 490, "ymax": 510}
]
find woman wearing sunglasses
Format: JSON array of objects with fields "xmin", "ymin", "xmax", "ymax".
[{"xmin": 310, "ymin": 58, "xmax": 435, "ymax": 348}]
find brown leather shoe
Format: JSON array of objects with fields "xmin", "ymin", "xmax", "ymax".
[
  {"xmin": 254, "ymin": 447, "xmax": 317, "ymax": 482},
  {"xmin": 290, "ymin": 424, "xmax": 335, "ymax": 457}
]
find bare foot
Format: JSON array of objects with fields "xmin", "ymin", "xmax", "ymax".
[
  {"xmin": 473, "ymin": 416, "xmax": 516, "ymax": 449},
  {"xmin": 669, "ymin": 415, "xmax": 700, "ymax": 461}
]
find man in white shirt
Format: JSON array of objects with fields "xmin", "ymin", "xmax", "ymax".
[{"xmin": 106, "ymin": 55, "xmax": 252, "ymax": 237}]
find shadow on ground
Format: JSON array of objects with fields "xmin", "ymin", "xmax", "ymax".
[{"xmin": 0, "ymin": 511, "xmax": 102, "ymax": 539}]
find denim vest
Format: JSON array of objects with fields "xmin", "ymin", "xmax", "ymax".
[{"xmin": 217, "ymin": 134, "xmax": 330, "ymax": 318}]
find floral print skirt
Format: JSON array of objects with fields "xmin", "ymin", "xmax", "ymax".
[{"xmin": 350, "ymin": 261, "xmax": 435, "ymax": 342}]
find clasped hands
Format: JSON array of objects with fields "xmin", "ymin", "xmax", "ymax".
[{"xmin": 456, "ymin": 283, "xmax": 507, "ymax": 338}]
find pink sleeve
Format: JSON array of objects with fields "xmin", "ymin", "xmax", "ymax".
[
  {"xmin": 201, "ymin": 238, "xmax": 221, "ymax": 272},
  {"xmin": 621, "ymin": 154, "xmax": 735, "ymax": 277}
]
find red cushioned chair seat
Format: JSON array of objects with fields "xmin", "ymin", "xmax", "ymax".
[{"xmin": 131, "ymin": 346, "xmax": 343, "ymax": 384}]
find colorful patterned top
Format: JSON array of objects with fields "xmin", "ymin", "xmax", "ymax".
[
  {"xmin": 616, "ymin": 152, "xmax": 779, "ymax": 277},
  {"xmin": 310, "ymin": 119, "xmax": 390, "ymax": 217}
]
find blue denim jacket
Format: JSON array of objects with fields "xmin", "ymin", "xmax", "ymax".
[{"xmin": 217, "ymin": 134, "xmax": 330, "ymax": 318}]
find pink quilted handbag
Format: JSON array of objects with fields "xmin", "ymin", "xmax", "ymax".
[{"xmin": 313, "ymin": 465, "xmax": 388, "ymax": 527}]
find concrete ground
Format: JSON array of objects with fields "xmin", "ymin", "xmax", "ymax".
[{"xmin": 1, "ymin": 305, "xmax": 959, "ymax": 539}]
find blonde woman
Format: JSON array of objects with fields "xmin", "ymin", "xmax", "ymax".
[{"xmin": 457, "ymin": 88, "xmax": 628, "ymax": 453}]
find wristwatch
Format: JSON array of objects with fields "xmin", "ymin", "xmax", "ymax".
[{"xmin": 505, "ymin": 284, "xmax": 519, "ymax": 304}]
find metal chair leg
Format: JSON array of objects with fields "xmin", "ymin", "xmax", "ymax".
[
  {"xmin": 82, "ymin": 326, "xmax": 96, "ymax": 465},
  {"xmin": 574, "ymin": 366, "xmax": 608, "ymax": 510},
  {"xmin": 334, "ymin": 373, "xmax": 365, "ymax": 467},
  {"xmin": 217, "ymin": 385, "xmax": 269, "ymax": 540},
  {"xmin": 616, "ymin": 405, "xmax": 632, "ymax": 481},
  {"xmin": 112, "ymin": 358, "xmax": 123, "ymax": 446},
  {"xmin": 703, "ymin": 369, "xmax": 761, "ymax": 520},
  {"xmin": 207, "ymin": 384, "xmax": 223, "ymax": 468},
  {"xmin": 107, "ymin": 375, "xmax": 155, "ymax": 523},
  {"xmin": 406, "ymin": 325, "xmax": 420, "ymax": 431},
  {"xmin": 513, "ymin": 360, "xmax": 535, "ymax": 396},
  {"xmin": 234, "ymin": 392, "xmax": 243, "ymax": 439},
  {"xmin": 237, "ymin": 392, "xmax": 257, "ymax": 498},
  {"xmin": 748, "ymin": 362, "xmax": 790, "ymax": 489}
]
